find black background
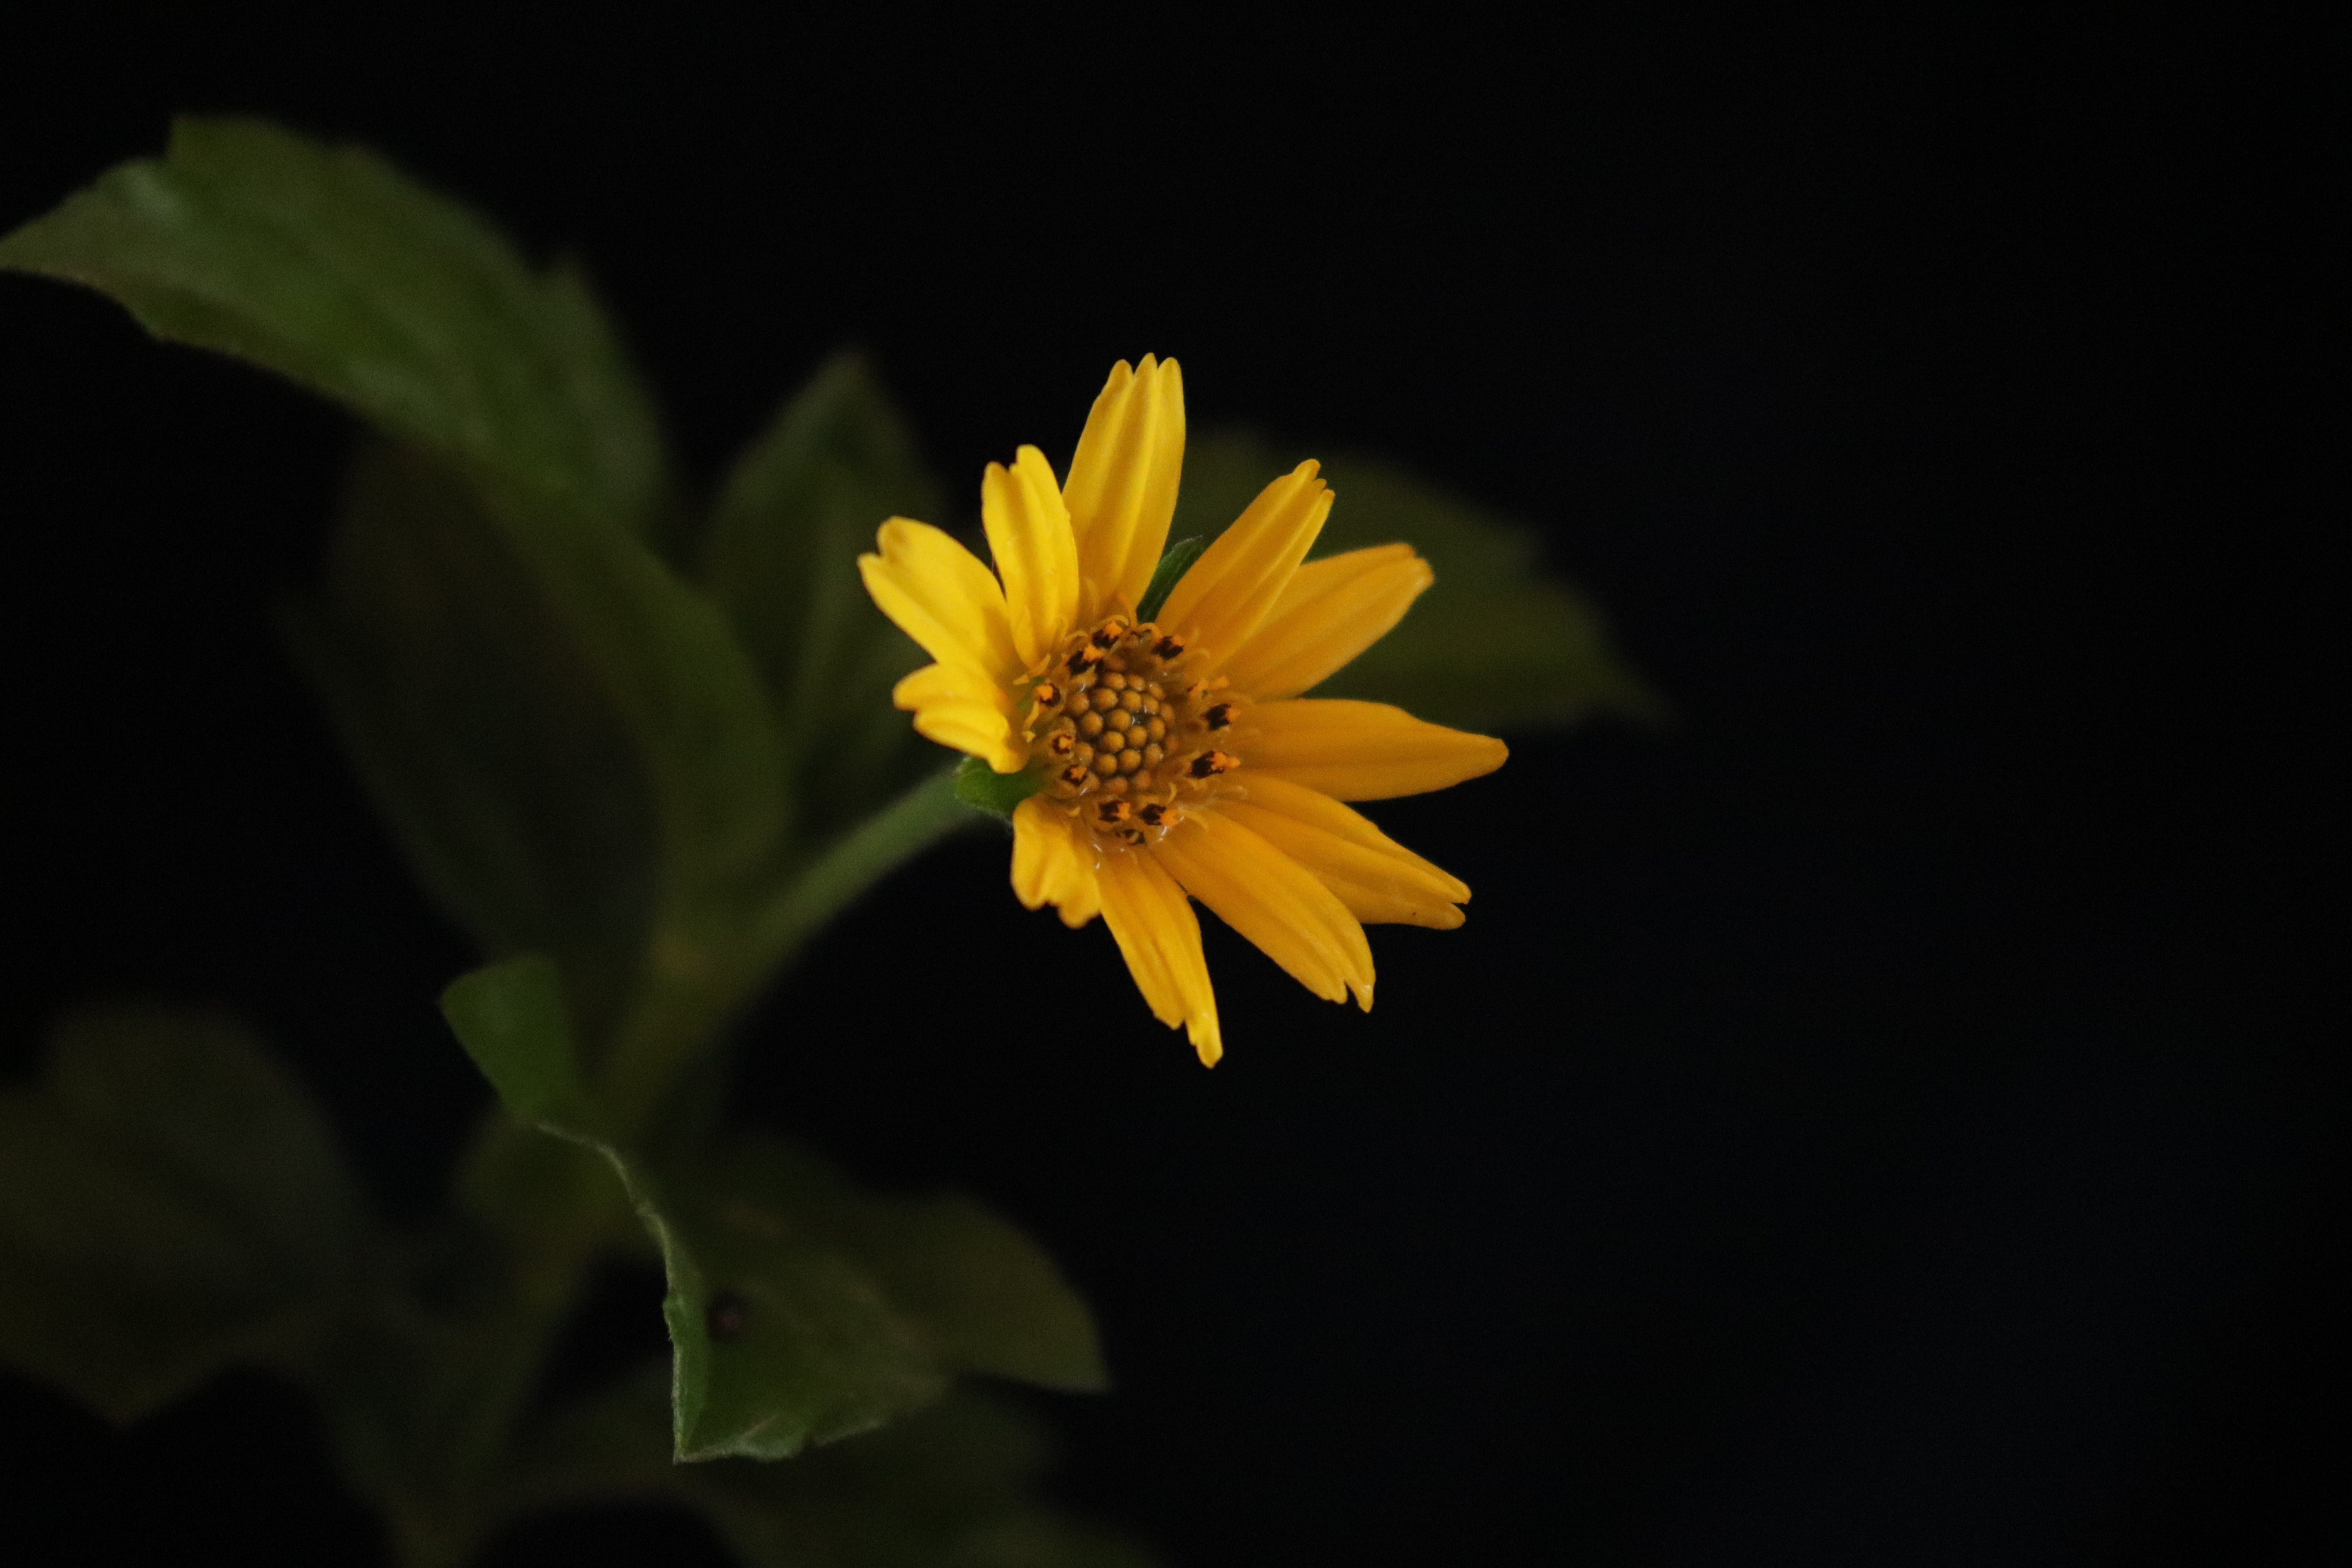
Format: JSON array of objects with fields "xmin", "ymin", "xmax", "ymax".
[{"xmin": 0, "ymin": 11, "xmax": 2329, "ymax": 1566}]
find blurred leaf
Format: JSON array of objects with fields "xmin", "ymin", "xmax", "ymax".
[
  {"xmin": 284, "ymin": 442, "xmax": 659, "ymax": 1036},
  {"xmin": 701, "ymin": 353, "xmax": 940, "ymax": 840},
  {"xmin": 713, "ymin": 1138, "xmax": 1106, "ymax": 1396},
  {"xmin": 0, "ymin": 1007, "xmax": 365, "ymax": 1422},
  {"xmin": 503, "ymin": 1372, "xmax": 1156, "ymax": 1568},
  {"xmin": 291, "ymin": 439, "xmax": 790, "ymax": 1044},
  {"xmin": 491, "ymin": 1362, "xmax": 677, "ymax": 1513},
  {"xmin": 692, "ymin": 1390, "xmax": 1158, "ymax": 1568},
  {"xmin": 443, "ymin": 471, "xmax": 792, "ymax": 927},
  {"xmin": 442, "ymin": 958, "xmax": 606, "ymax": 1135},
  {"xmin": 0, "ymin": 116, "xmax": 668, "ymax": 531},
  {"xmin": 1171, "ymin": 432, "xmax": 1661, "ymax": 730}
]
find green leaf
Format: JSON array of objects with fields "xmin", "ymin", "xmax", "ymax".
[
  {"xmin": 701, "ymin": 352, "xmax": 943, "ymax": 840},
  {"xmin": 0, "ymin": 1007, "xmax": 365, "ymax": 1422},
  {"xmin": 291, "ymin": 438, "xmax": 791, "ymax": 1053},
  {"xmin": 501, "ymin": 1373, "xmax": 1158, "ymax": 1568},
  {"xmin": 0, "ymin": 116, "xmax": 668, "ymax": 531},
  {"xmin": 445, "ymin": 472, "xmax": 792, "ymax": 925},
  {"xmin": 715, "ymin": 1138, "xmax": 1107, "ymax": 1396},
  {"xmin": 284, "ymin": 443, "xmax": 660, "ymax": 1038},
  {"xmin": 445, "ymin": 962, "xmax": 1097, "ymax": 1463},
  {"xmin": 647, "ymin": 1131, "xmax": 1111, "ymax": 1461},
  {"xmin": 690, "ymin": 1390, "xmax": 1158, "ymax": 1568},
  {"xmin": 952, "ymin": 755, "xmax": 1044, "ymax": 818},
  {"xmin": 1169, "ymin": 432, "xmax": 1662, "ymax": 730},
  {"xmin": 657, "ymin": 1159, "xmax": 942, "ymax": 1463},
  {"xmin": 1134, "ymin": 535, "xmax": 1204, "ymax": 622},
  {"xmin": 2, "ymin": 113, "xmax": 796, "ymax": 1046},
  {"xmin": 441, "ymin": 958, "xmax": 605, "ymax": 1136}
]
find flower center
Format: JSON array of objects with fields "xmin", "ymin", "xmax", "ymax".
[{"xmin": 1021, "ymin": 615, "xmax": 1241, "ymax": 848}]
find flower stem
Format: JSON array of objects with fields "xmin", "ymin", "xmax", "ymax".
[
  {"xmin": 751, "ymin": 763, "xmax": 985, "ymax": 967},
  {"xmin": 597, "ymin": 763, "xmax": 985, "ymax": 1136}
]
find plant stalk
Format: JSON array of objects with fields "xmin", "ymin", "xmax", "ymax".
[{"xmin": 597, "ymin": 764, "xmax": 982, "ymax": 1135}]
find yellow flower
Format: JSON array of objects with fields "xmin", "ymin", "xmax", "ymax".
[{"xmin": 858, "ymin": 356, "xmax": 1506, "ymax": 1065}]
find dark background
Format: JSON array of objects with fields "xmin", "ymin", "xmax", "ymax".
[{"xmin": 0, "ymin": 11, "xmax": 2329, "ymax": 1566}]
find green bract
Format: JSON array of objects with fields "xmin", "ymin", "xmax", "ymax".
[
  {"xmin": 954, "ymin": 753, "xmax": 1048, "ymax": 816},
  {"xmin": 1134, "ymin": 534, "xmax": 1206, "ymax": 622}
]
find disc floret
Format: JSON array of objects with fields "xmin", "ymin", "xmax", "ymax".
[
  {"xmin": 859, "ymin": 354, "xmax": 1506, "ymax": 1066},
  {"xmin": 1021, "ymin": 614, "xmax": 1238, "ymax": 847}
]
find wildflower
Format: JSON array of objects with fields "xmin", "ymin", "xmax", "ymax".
[{"xmin": 859, "ymin": 357, "xmax": 1505, "ymax": 1064}]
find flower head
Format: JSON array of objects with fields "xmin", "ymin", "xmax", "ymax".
[{"xmin": 858, "ymin": 356, "xmax": 1506, "ymax": 1065}]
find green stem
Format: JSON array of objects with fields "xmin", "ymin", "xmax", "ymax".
[
  {"xmin": 598, "ymin": 763, "xmax": 984, "ymax": 1138},
  {"xmin": 749, "ymin": 763, "xmax": 983, "ymax": 968}
]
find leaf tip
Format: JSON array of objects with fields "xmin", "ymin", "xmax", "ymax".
[{"xmin": 1136, "ymin": 536, "xmax": 1205, "ymax": 622}]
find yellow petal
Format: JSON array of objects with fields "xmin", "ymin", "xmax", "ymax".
[
  {"xmin": 1098, "ymin": 847, "xmax": 1222, "ymax": 1065},
  {"xmin": 1011, "ymin": 796, "xmax": 1101, "ymax": 929},
  {"xmin": 912, "ymin": 704, "xmax": 1025, "ymax": 773},
  {"xmin": 982, "ymin": 445, "xmax": 1080, "ymax": 668},
  {"xmin": 1243, "ymin": 699, "xmax": 1508, "ymax": 801},
  {"xmin": 858, "ymin": 519, "xmax": 1020, "ymax": 681},
  {"xmin": 1158, "ymin": 461, "xmax": 1332, "ymax": 664},
  {"xmin": 1062, "ymin": 356, "xmax": 1186, "ymax": 619},
  {"xmin": 1153, "ymin": 812, "xmax": 1375, "ymax": 1011},
  {"xmin": 1218, "ymin": 544, "xmax": 1434, "ymax": 700},
  {"xmin": 891, "ymin": 664, "xmax": 1022, "ymax": 771},
  {"xmin": 1218, "ymin": 776, "xmax": 1469, "ymax": 929},
  {"xmin": 891, "ymin": 661, "xmax": 1003, "ymax": 711}
]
